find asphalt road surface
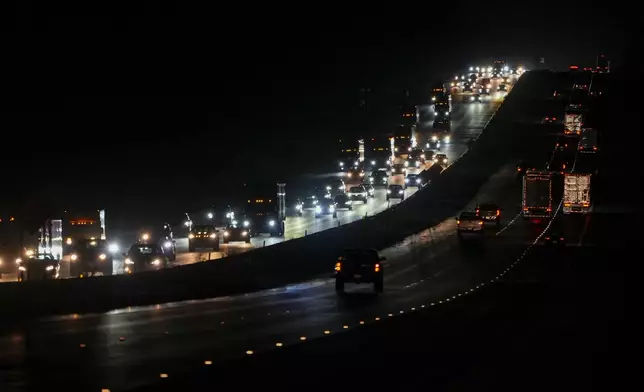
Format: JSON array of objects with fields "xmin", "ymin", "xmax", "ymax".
[{"xmin": 0, "ymin": 161, "xmax": 550, "ymax": 391}]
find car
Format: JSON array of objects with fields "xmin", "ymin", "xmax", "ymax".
[
  {"xmin": 434, "ymin": 153, "xmax": 448, "ymax": 166},
  {"xmin": 123, "ymin": 244, "xmax": 169, "ymax": 274},
  {"xmin": 348, "ymin": 185, "xmax": 369, "ymax": 203},
  {"xmin": 137, "ymin": 224, "xmax": 176, "ymax": 261},
  {"xmin": 543, "ymin": 115, "xmax": 561, "ymax": 124},
  {"xmin": 360, "ymin": 182, "xmax": 376, "ymax": 198},
  {"xmin": 222, "ymin": 223, "xmax": 252, "ymax": 244},
  {"xmin": 392, "ymin": 163, "xmax": 406, "ymax": 175},
  {"xmin": 498, "ymin": 84, "xmax": 507, "ymax": 91},
  {"xmin": 423, "ymin": 150, "xmax": 435, "ymax": 162},
  {"xmin": 16, "ymin": 254, "xmax": 60, "ymax": 282},
  {"xmin": 470, "ymin": 93, "xmax": 482, "ymax": 102},
  {"xmin": 334, "ymin": 194, "xmax": 353, "ymax": 210},
  {"xmin": 69, "ymin": 238, "xmax": 114, "ymax": 277},
  {"xmin": 369, "ymin": 170, "xmax": 389, "ymax": 187},
  {"xmin": 326, "ymin": 179, "xmax": 346, "ymax": 196},
  {"xmin": 346, "ymin": 166, "xmax": 365, "ymax": 180},
  {"xmin": 404, "ymin": 173, "xmax": 424, "ymax": 188},
  {"xmin": 386, "ymin": 184, "xmax": 405, "ymax": 201},
  {"xmin": 315, "ymin": 198, "xmax": 337, "ymax": 218},
  {"xmin": 476, "ymin": 203, "xmax": 501, "ymax": 228},
  {"xmin": 542, "ymin": 229, "xmax": 566, "ymax": 247},
  {"xmin": 188, "ymin": 224, "xmax": 220, "ymax": 251},
  {"xmin": 456, "ymin": 212, "xmax": 484, "ymax": 239},
  {"xmin": 334, "ymin": 248, "xmax": 386, "ymax": 293}
]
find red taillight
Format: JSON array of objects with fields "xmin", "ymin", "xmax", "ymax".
[
  {"xmin": 374, "ymin": 263, "xmax": 380, "ymax": 272},
  {"xmin": 335, "ymin": 262, "xmax": 341, "ymax": 272},
  {"xmin": 496, "ymin": 209, "xmax": 500, "ymax": 216},
  {"xmin": 475, "ymin": 208, "xmax": 480, "ymax": 215},
  {"xmin": 560, "ymin": 237, "xmax": 565, "ymax": 241},
  {"xmin": 545, "ymin": 236, "xmax": 550, "ymax": 240},
  {"xmin": 478, "ymin": 221, "xmax": 483, "ymax": 225}
]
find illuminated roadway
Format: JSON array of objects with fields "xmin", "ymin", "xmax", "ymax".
[
  {"xmin": 0, "ymin": 79, "xmax": 509, "ymax": 283},
  {"xmin": 0, "ymin": 72, "xmax": 569, "ymax": 392},
  {"xmin": 0, "ymin": 159, "xmax": 588, "ymax": 391}
]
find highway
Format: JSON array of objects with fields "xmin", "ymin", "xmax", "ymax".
[
  {"xmin": 0, "ymin": 76, "xmax": 507, "ymax": 284},
  {"xmin": 0, "ymin": 160, "xmax": 549, "ymax": 391},
  {"xmin": 0, "ymin": 67, "xmax": 531, "ymax": 392}
]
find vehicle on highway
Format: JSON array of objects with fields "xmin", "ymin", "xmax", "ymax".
[
  {"xmin": 299, "ymin": 194, "xmax": 320, "ymax": 214},
  {"xmin": 346, "ymin": 166, "xmax": 365, "ymax": 180},
  {"xmin": 404, "ymin": 173, "xmax": 424, "ymax": 189},
  {"xmin": 369, "ymin": 170, "xmax": 389, "ymax": 187},
  {"xmin": 498, "ymin": 84, "xmax": 507, "ymax": 92},
  {"xmin": 326, "ymin": 179, "xmax": 346, "ymax": 196},
  {"xmin": 222, "ymin": 222, "xmax": 251, "ymax": 244},
  {"xmin": 432, "ymin": 118, "xmax": 450, "ymax": 131},
  {"xmin": 405, "ymin": 156, "xmax": 421, "ymax": 169},
  {"xmin": 393, "ymin": 130, "xmax": 412, "ymax": 157},
  {"xmin": 522, "ymin": 171, "xmax": 553, "ymax": 219},
  {"xmin": 409, "ymin": 147, "xmax": 425, "ymax": 163},
  {"xmin": 386, "ymin": 184, "xmax": 405, "ymax": 201},
  {"xmin": 479, "ymin": 78, "xmax": 491, "ymax": 94},
  {"xmin": 430, "ymin": 84, "xmax": 446, "ymax": 102},
  {"xmin": 333, "ymin": 194, "xmax": 353, "ymax": 211},
  {"xmin": 365, "ymin": 136, "xmax": 393, "ymax": 171},
  {"xmin": 347, "ymin": 185, "xmax": 368, "ymax": 204},
  {"xmin": 456, "ymin": 212, "xmax": 484, "ymax": 239},
  {"xmin": 434, "ymin": 100, "xmax": 450, "ymax": 117},
  {"xmin": 541, "ymin": 227, "xmax": 566, "ymax": 247},
  {"xmin": 334, "ymin": 248, "xmax": 386, "ymax": 293},
  {"xmin": 463, "ymin": 82, "xmax": 473, "ymax": 92},
  {"xmin": 470, "ymin": 93, "xmax": 482, "ymax": 102},
  {"xmin": 137, "ymin": 224, "xmax": 176, "ymax": 261},
  {"xmin": 16, "ymin": 253, "xmax": 60, "ymax": 282},
  {"xmin": 578, "ymin": 127, "xmax": 598, "ymax": 153},
  {"xmin": 245, "ymin": 198, "xmax": 285, "ymax": 237},
  {"xmin": 392, "ymin": 162, "xmax": 406, "ymax": 175},
  {"xmin": 563, "ymin": 173, "xmax": 591, "ymax": 214},
  {"xmin": 123, "ymin": 244, "xmax": 169, "ymax": 274},
  {"xmin": 315, "ymin": 198, "xmax": 337, "ymax": 218},
  {"xmin": 62, "ymin": 209, "xmax": 105, "ymax": 255},
  {"xmin": 360, "ymin": 182, "xmax": 376, "ymax": 198},
  {"xmin": 69, "ymin": 238, "xmax": 113, "ymax": 277},
  {"xmin": 543, "ymin": 115, "xmax": 561, "ymax": 124},
  {"xmin": 400, "ymin": 103, "xmax": 417, "ymax": 126},
  {"xmin": 564, "ymin": 111, "xmax": 582, "ymax": 135},
  {"xmin": 424, "ymin": 150, "xmax": 435, "ymax": 162},
  {"xmin": 434, "ymin": 153, "xmax": 448, "ymax": 166},
  {"xmin": 188, "ymin": 224, "xmax": 220, "ymax": 251},
  {"xmin": 337, "ymin": 139, "xmax": 359, "ymax": 170},
  {"xmin": 476, "ymin": 203, "xmax": 501, "ymax": 228}
]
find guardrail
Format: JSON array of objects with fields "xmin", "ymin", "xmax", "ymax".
[{"xmin": 0, "ymin": 71, "xmax": 554, "ymax": 318}]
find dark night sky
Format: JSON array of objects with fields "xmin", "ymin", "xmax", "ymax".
[{"xmin": 0, "ymin": 2, "xmax": 636, "ymax": 227}]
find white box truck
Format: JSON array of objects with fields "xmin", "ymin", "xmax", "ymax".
[
  {"xmin": 563, "ymin": 173, "xmax": 591, "ymax": 214},
  {"xmin": 564, "ymin": 112, "xmax": 582, "ymax": 135}
]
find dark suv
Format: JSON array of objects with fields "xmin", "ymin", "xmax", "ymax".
[{"xmin": 334, "ymin": 249, "xmax": 386, "ymax": 293}]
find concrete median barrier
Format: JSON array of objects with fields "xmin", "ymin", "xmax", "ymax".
[{"xmin": 0, "ymin": 71, "xmax": 558, "ymax": 318}]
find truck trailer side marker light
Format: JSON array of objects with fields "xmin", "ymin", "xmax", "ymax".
[
  {"xmin": 324, "ymin": 330, "xmax": 331, "ymax": 334},
  {"xmin": 205, "ymin": 360, "xmax": 212, "ymax": 365},
  {"xmin": 343, "ymin": 325, "xmax": 349, "ymax": 329}
]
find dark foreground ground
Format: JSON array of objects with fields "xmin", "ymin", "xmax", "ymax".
[{"xmin": 134, "ymin": 234, "xmax": 629, "ymax": 392}]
